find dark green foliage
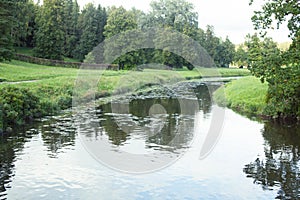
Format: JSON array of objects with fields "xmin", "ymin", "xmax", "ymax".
[
  {"xmin": 196, "ymin": 26, "xmax": 235, "ymax": 68},
  {"xmin": 249, "ymin": 0, "xmax": 300, "ymax": 119},
  {"xmin": 34, "ymin": 0, "xmax": 66, "ymax": 60},
  {"xmin": 103, "ymin": 6, "xmax": 139, "ymax": 69},
  {"xmin": 74, "ymin": 3, "xmax": 106, "ymax": 61},
  {"xmin": 0, "ymin": 87, "xmax": 39, "ymax": 129},
  {"xmin": 214, "ymin": 37, "xmax": 235, "ymax": 68},
  {"xmin": 63, "ymin": 0, "xmax": 80, "ymax": 58},
  {"xmin": 0, "ymin": 0, "xmax": 24, "ymax": 61},
  {"xmin": 12, "ymin": 0, "xmax": 36, "ymax": 47}
]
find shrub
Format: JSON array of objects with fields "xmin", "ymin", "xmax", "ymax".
[{"xmin": 0, "ymin": 87, "xmax": 40, "ymax": 129}]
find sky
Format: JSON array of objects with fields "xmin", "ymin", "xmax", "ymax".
[{"xmin": 73, "ymin": 0, "xmax": 291, "ymax": 44}]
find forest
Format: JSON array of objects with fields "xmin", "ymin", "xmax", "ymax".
[{"xmin": 0, "ymin": 0, "xmax": 237, "ymax": 69}]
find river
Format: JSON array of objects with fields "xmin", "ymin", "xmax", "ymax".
[{"xmin": 0, "ymin": 82, "xmax": 299, "ymax": 199}]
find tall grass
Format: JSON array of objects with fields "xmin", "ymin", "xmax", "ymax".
[{"xmin": 214, "ymin": 76, "xmax": 268, "ymax": 117}]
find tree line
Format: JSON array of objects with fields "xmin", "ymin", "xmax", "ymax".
[{"xmin": 0, "ymin": 0, "xmax": 236, "ymax": 69}]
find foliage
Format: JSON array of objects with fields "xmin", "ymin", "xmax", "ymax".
[
  {"xmin": 141, "ymin": 0, "xmax": 198, "ymax": 36},
  {"xmin": 34, "ymin": 0, "xmax": 66, "ymax": 60},
  {"xmin": 234, "ymin": 45, "xmax": 248, "ymax": 67},
  {"xmin": 0, "ymin": 0, "xmax": 25, "ymax": 61},
  {"xmin": 103, "ymin": 7, "xmax": 140, "ymax": 69},
  {"xmin": 139, "ymin": 0, "xmax": 200, "ymax": 69},
  {"xmin": 74, "ymin": 3, "xmax": 106, "ymax": 61},
  {"xmin": 214, "ymin": 37, "xmax": 235, "ymax": 68},
  {"xmin": 12, "ymin": 0, "xmax": 36, "ymax": 47},
  {"xmin": 249, "ymin": 0, "xmax": 300, "ymax": 119},
  {"xmin": 0, "ymin": 87, "xmax": 40, "ymax": 129},
  {"xmin": 63, "ymin": 0, "xmax": 80, "ymax": 58},
  {"xmin": 196, "ymin": 26, "xmax": 236, "ymax": 68},
  {"xmin": 2, "ymin": 0, "xmax": 236, "ymax": 69}
]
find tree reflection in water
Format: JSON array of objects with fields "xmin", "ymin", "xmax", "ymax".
[
  {"xmin": 93, "ymin": 84, "xmax": 214, "ymax": 152},
  {"xmin": 41, "ymin": 115, "xmax": 76, "ymax": 158},
  {"xmin": 244, "ymin": 122, "xmax": 300, "ymax": 199}
]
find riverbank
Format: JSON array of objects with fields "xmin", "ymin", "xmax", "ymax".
[
  {"xmin": 0, "ymin": 60, "xmax": 250, "ymax": 131},
  {"xmin": 213, "ymin": 76, "xmax": 268, "ymax": 119}
]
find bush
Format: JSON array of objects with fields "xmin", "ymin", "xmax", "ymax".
[{"xmin": 0, "ymin": 87, "xmax": 40, "ymax": 129}]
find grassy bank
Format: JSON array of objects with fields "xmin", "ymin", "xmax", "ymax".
[
  {"xmin": 213, "ymin": 76, "xmax": 268, "ymax": 118},
  {"xmin": 0, "ymin": 60, "xmax": 251, "ymax": 130}
]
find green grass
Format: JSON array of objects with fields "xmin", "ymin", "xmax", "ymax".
[
  {"xmin": 0, "ymin": 60, "xmax": 254, "ymax": 127},
  {"xmin": 214, "ymin": 76, "xmax": 268, "ymax": 117},
  {"xmin": 175, "ymin": 67, "xmax": 250, "ymax": 79},
  {"xmin": 0, "ymin": 60, "xmax": 78, "ymax": 82}
]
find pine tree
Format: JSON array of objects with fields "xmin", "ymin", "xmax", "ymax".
[
  {"xmin": 63, "ymin": 0, "xmax": 80, "ymax": 58},
  {"xmin": 74, "ymin": 3, "xmax": 107, "ymax": 61},
  {"xmin": 12, "ymin": 0, "xmax": 36, "ymax": 47},
  {"xmin": 34, "ymin": 0, "xmax": 65, "ymax": 60}
]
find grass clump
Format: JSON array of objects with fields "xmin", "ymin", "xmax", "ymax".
[{"xmin": 214, "ymin": 76, "xmax": 268, "ymax": 117}]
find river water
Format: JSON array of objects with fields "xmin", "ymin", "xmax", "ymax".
[{"xmin": 0, "ymin": 82, "xmax": 299, "ymax": 199}]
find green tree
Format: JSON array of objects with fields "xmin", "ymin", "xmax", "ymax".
[
  {"xmin": 214, "ymin": 37, "xmax": 235, "ymax": 68},
  {"xmin": 104, "ymin": 6, "xmax": 137, "ymax": 38},
  {"xmin": 142, "ymin": 0, "xmax": 198, "ymax": 36},
  {"xmin": 63, "ymin": 0, "xmax": 80, "ymax": 58},
  {"xmin": 140, "ymin": 0, "xmax": 199, "ymax": 69},
  {"xmin": 202, "ymin": 25, "xmax": 220, "ymax": 64},
  {"xmin": 234, "ymin": 45, "xmax": 248, "ymax": 67},
  {"xmin": 12, "ymin": 0, "xmax": 37, "ymax": 47},
  {"xmin": 0, "ymin": 0, "xmax": 26, "ymax": 61},
  {"xmin": 34, "ymin": 0, "xmax": 65, "ymax": 60},
  {"xmin": 103, "ymin": 6, "xmax": 140, "ymax": 69},
  {"xmin": 249, "ymin": 0, "xmax": 300, "ymax": 119},
  {"xmin": 74, "ymin": 3, "xmax": 106, "ymax": 61}
]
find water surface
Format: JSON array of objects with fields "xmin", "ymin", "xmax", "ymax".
[{"xmin": 0, "ymin": 83, "xmax": 299, "ymax": 199}]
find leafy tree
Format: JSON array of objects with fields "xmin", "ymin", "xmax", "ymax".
[
  {"xmin": 0, "ymin": 0, "xmax": 26, "ymax": 61},
  {"xmin": 12, "ymin": 0, "xmax": 37, "ymax": 47},
  {"xmin": 196, "ymin": 26, "xmax": 235, "ymax": 68},
  {"xmin": 104, "ymin": 6, "xmax": 137, "ymax": 38},
  {"xmin": 103, "ymin": 6, "xmax": 140, "ymax": 69},
  {"xmin": 34, "ymin": 0, "xmax": 65, "ymax": 60},
  {"xmin": 139, "ymin": 0, "xmax": 199, "ymax": 69},
  {"xmin": 234, "ymin": 45, "xmax": 248, "ymax": 67},
  {"xmin": 141, "ymin": 0, "xmax": 198, "ymax": 36},
  {"xmin": 249, "ymin": 0, "xmax": 300, "ymax": 119},
  {"xmin": 214, "ymin": 37, "xmax": 235, "ymax": 68},
  {"xmin": 63, "ymin": 0, "xmax": 80, "ymax": 58},
  {"xmin": 74, "ymin": 3, "xmax": 106, "ymax": 61}
]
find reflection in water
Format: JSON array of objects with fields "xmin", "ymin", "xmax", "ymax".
[
  {"xmin": 0, "ymin": 128, "xmax": 37, "ymax": 198},
  {"xmin": 99, "ymin": 98, "xmax": 192, "ymax": 149},
  {"xmin": 244, "ymin": 122, "xmax": 300, "ymax": 199},
  {"xmin": 41, "ymin": 116, "xmax": 76, "ymax": 158},
  {"xmin": 0, "ymin": 81, "xmax": 299, "ymax": 199},
  {"xmin": 87, "ymin": 84, "xmax": 213, "ymax": 152},
  {"xmin": 0, "ymin": 114, "xmax": 76, "ymax": 198}
]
